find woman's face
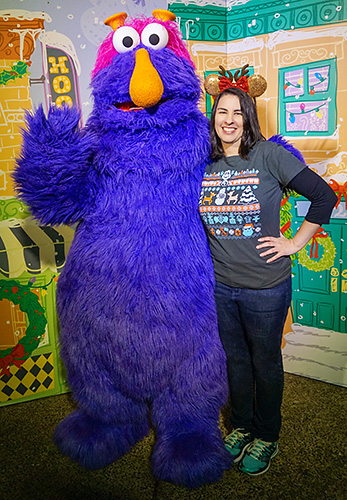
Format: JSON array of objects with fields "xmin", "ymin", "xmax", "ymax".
[{"xmin": 214, "ymin": 93, "xmax": 244, "ymax": 156}]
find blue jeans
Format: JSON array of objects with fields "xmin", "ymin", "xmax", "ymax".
[{"xmin": 214, "ymin": 277, "xmax": 292, "ymax": 442}]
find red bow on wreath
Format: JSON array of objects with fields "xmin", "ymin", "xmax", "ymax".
[
  {"xmin": 310, "ymin": 228, "xmax": 328, "ymax": 259},
  {"xmin": 0, "ymin": 343, "xmax": 25, "ymax": 377},
  {"xmin": 328, "ymin": 179, "xmax": 347, "ymax": 209}
]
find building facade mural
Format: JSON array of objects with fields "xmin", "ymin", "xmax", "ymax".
[
  {"xmin": 170, "ymin": 0, "xmax": 347, "ymax": 387},
  {"xmin": 0, "ymin": 0, "xmax": 346, "ymax": 407}
]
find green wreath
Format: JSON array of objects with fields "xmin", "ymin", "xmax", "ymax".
[
  {"xmin": 280, "ymin": 193, "xmax": 299, "ymax": 265},
  {"xmin": 298, "ymin": 234, "xmax": 336, "ymax": 271},
  {"xmin": 0, "ymin": 278, "xmax": 52, "ymax": 377}
]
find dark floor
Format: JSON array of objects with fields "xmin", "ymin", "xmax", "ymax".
[{"xmin": 1, "ymin": 373, "xmax": 346, "ymax": 500}]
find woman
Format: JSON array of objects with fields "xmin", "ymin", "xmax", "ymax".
[{"xmin": 199, "ymin": 87, "xmax": 337, "ymax": 476}]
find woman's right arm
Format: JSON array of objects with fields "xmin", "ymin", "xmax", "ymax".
[
  {"xmin": 256, "ymin": 167, "xmax": 337, "ymax": 263},
  {"xmin": 286, "ymin": 167, "xmax": 338, "ymax": 225}
]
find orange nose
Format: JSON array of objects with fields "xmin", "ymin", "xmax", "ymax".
[{"xmin": 129, "ymin": 48, "xmax": 164, "ymax": 108}]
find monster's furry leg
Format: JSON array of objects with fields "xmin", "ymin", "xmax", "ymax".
[
  {"xmin": 151, "ymin": 350, "xmax": 231, "ymax": 488},
  {"xmin": 54, "ymin": 384, "xmax": 150, "ymax": 470}
]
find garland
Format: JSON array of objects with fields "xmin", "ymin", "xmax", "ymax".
[
  {"xmin": 0, "ymin": 61, "xmax": 30, "ymax": 86},
  {"xmin": 280, "ymin": 192, "xmax": 299, "ymax": 264},
  {"xmin": 298, "ymin": 228, "xmax": 336, "ymax": 272},
  {"xmin": 0, "ymin": 277, "xmax": 55, "ymax": 377}
]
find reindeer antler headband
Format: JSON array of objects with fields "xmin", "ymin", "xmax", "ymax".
[{"xmin": 204, "ymin": 64, "xmax": 267, "ymax": 99}]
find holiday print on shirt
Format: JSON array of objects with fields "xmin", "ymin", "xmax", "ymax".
[{"xmin": 199, "ymin": 169, "xmax": 261, "ymax": 239}]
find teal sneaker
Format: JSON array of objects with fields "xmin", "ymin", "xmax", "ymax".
[
  {"xmin": 225, "ymin": 429, "xmax": 253, "ymax": 463},
  {"xmin": 239, "ymin": 438, "xmax": 278, "ymax": 476}
]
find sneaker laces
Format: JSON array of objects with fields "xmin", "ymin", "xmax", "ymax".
[
  {"xmin": 226, "ymin": 429, "xmax": 250, "ymax": 446},
  {"xmin": 247, "ymin": 438, "xmax": 275, "ymax": 459}
]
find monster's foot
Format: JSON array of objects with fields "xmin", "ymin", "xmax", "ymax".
[
  {"xmin": 54, "ymin": 410, "xmax": 149, "ymax": 470},
  {"xmin": 151, "ymin": 427, "xmax": 232, "ymax": 488}
]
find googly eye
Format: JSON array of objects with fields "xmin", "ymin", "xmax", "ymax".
[
  {"xmin": 141, "ymin": 23, "xmax": 169, "ymax": 50},
  {"xmin": 112, "ymin": 26, "xmax": 140, "ymax": 53}
]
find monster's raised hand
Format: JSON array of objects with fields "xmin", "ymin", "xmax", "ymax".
[{"xmin": 15, "ymin": 105, "xmax": 97, "ymax": 226}]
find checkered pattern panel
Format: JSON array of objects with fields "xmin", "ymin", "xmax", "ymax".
[{"xmin": 0, "ymin": 353, "xmax": 54, "ymax": 402}]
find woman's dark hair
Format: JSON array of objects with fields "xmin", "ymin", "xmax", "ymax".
[{"xmin": 210, "ymin": 86, "xmax": 264, "ymax": 161}]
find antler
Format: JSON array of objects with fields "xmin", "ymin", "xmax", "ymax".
[
  {"xmin": 234, "ymin": 64, "xmax": 250, "ymax": 82},
  {"xmin": 218, "ymin": 65, "xmax": 226, "ymax": 77},
  {"xmin": 218, "ymin": 65, "xmax": 234, "ymax": 80}
]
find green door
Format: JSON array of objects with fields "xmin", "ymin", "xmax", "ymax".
[{"xmin": 290, "ymin": 197, "xmax": 345, "ymax": 333}]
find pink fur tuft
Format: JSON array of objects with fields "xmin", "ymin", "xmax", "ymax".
[{"xmin": 91, "ymin": 16, "xmax": 194, "ymax": 79}]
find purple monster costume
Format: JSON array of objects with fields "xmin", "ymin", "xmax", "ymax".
[{"xmin": 14, "ymin": 10, "xmax": 231, "ymax": 488}]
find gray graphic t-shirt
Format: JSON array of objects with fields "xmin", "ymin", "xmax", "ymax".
[{"xmin": 199, "ymin": 140, "xmax": 306, "ymax": 289}]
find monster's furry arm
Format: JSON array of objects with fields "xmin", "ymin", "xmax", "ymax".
[{"xmin": 14, "ymin": 105, "xmax": 97, "ymax": 226}]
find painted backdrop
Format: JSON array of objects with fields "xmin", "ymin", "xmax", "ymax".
[
  {"xmin": 170, "ymin": 0, "xmax": 347, "ymax": 387},
  {"xmin": 0, "ymin": 0, "xmax": 166, "ymax": 406},
  {"xmin": 0, "ymin": 0, "xmax": 346, "ymax": 408}
]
